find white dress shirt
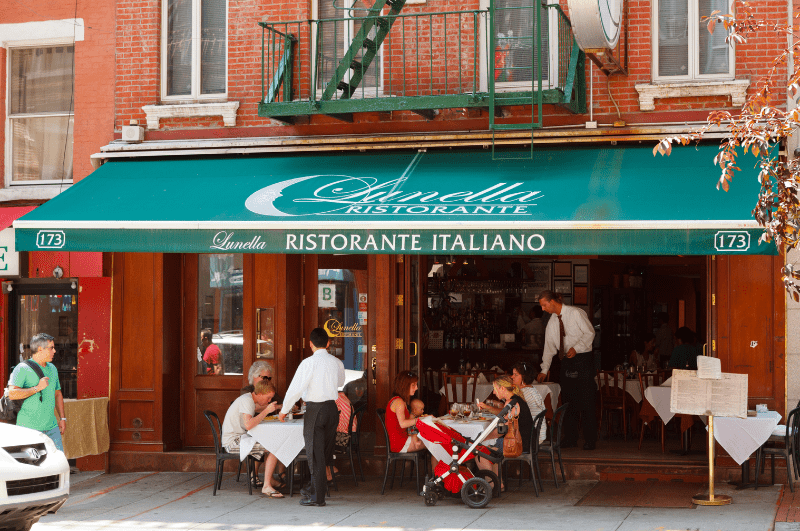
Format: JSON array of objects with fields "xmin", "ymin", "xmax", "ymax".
[
  {"xmin": 280, "ymin": 348, "xmax": 345, "ymax": 414},
  {"xmin": 540, "ymin": 304, "xmax": 595, "ymax": 374}
]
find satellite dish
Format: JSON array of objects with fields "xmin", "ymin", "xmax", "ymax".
[{"xmin": 567, "ymin": 0, "xmax": 622, "ymax": 51}]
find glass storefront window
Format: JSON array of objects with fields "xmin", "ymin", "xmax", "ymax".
[
  {"xmin": 318, "ymin": 268, "xmax": 365, "ymax": 371},
  {"xmin": 12, "ymin": 290, "xmax": 78, "ymax": 399},
  {"xmin": 197, "ymin": 254, "xmax": 243, "ymax": 375}
]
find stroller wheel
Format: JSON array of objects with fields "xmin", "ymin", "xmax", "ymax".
[
  {"xmin": 424, "ymin": 491, "xmax": 438, "ymax": 506},
  {"xmin": 473, "ymin": 469, "xmax": 501, "ymax": 498},
  {"xmin": 461, "ymin": 477, "xmax": 492, "ymax": 509}
]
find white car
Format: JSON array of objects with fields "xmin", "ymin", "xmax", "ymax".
[{"xmin": 0, "ymin": 423, "xmax": 70, "ymax": 531}]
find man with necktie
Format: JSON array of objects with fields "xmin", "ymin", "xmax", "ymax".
[
  {"xmin": 279, "ymin": 327, "xmax": 345, "ymax": 506},
  {"xmin": 536, "ymin": 290, "xmax": 597, "ymax": 450}
]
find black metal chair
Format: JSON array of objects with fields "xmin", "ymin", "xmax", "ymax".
[
  {"xmin": 501, "ymin": 409, "xmax": 546, "ymax": 496},
  {"xmin": 376, "ymin": 408, "xmax": 428, "ymax": 495},
  {"xmin": 334, "ymin": 401, "xmax": 367, "ymax": 485},
  {"xmin": 755, "ymin": 406, "xmax": 800, "ymax": 492},
  {"xmin": 203, "ymin": 410, "xmax": 254, "ymax": 496},
  {"xmin": 538, "ymin": 402, "xmax": 569, "ymax": 487}
]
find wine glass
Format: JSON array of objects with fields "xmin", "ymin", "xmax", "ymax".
[{"xmin": 449, "ymin": 404, "xmax": 459, "ymax": 419}]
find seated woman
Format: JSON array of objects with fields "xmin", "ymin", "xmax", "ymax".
[
  {"xmin": 386, "ymin": 371, "xmax": 426, "ymax": 453},
  {"xmin": 510, "ymin": 361, "xmax": 546, "ymax": 444},
  {"xmin": 221, "ymin": 380, "xmax": 285, "ymax": 497},
  {"xmin": 629, "ymin": 333, "xmax": 658, "ymax": 370},
  {"xmin": 475, "ymin": 375, "xmax": 533, "ymax": 488}
]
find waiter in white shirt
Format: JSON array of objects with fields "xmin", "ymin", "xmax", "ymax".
[
  {"xmin": 536, "ymin": 290, "xmax": 597, "ymax": 450},
  {"xmin": 280, "ymin": 327, "xmax": 345, "ymax": 506}
]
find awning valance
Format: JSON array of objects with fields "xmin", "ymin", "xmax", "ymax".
[{"xmin": 14, "ymin": 146, "xmax": 774, "ymax": 255}]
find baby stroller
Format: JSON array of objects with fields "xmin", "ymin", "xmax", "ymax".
[{"xmin": 415, "ymin": 404, "xmax": 510, "ymax": 508}]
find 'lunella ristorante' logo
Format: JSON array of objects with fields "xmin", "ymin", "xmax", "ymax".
[{"xmin": 245, "ymin": 153, "xmax": 543, "ymax": 217}]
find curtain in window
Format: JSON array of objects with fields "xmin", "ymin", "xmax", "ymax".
[
  {"xmin": 201, "ymin": 0, "xmax": 226, "ymax": 94},
  {"xmin": 658, "ymin": 0, "xmax": 689, "ymax": 77},
  {"xmin": 698, "ymin": 0, "xmax": 729, "ymax": 75},
  {"xmin": 10, "ymin": 47, "xmax": 74, "ymax": 114},
  {"xmin": 493, "ymin": 0, "xmax": 547, "ymax": 83},
  {"xmin": 11, "ymin": 116, "xmax": 73, "ymax": 182},
  {"xmin": 167, "ymin": 0, "xmax": 193, "ymax": 96}
]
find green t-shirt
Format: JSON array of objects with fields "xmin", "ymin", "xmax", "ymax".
[{"xmin": 9, "ymin": 361, "xmax": 61, "ymax": 432}]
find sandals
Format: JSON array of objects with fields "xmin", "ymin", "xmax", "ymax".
[
  {"xmin": 262, "ymin": 488, "xmax": 285, "ymax": 498},
  {"xmin": 251, "ymin": 476, "xmax": 264, "ymax": 488}
]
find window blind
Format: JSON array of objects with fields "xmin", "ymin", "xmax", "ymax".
[
  {"xmin": 698, "ymin": 0, "xmax": 729, "ymax": 75},
  {"xmin": 658, "ymin": 0, "xmax": 689, "ymax": 77},
  {"xmin": 167, "ymin": 0, "xmax": 193, "ymax": 96},
  {"xmin": 201, "ymin": 0, "xmax": 226, "ymax": 94}
]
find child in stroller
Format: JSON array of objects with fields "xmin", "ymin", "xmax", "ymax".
[{"xmin": 415, "ymin": 403, "xmax": 512, "ymax": 508}]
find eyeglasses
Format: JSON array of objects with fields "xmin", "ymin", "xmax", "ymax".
[{"xmin": 258, "ymin": 374, "xmax": 272, "ymax": 381}]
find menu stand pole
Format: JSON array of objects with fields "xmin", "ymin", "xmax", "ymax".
[{"xmin": 692, "ymin": 414, "xmax": 732, "ymax": 506}]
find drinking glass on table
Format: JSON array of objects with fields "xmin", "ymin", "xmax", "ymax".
[{"xmin": 449, "ymin": 403, "xmax": 460, "ymax": 418}]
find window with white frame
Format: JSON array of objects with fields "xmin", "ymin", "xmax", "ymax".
[
  {"xmin": 480, "ymin": 0, "xmax": 558, "ymax": 91},
  {"xmin": 314, "ymin": 0, "xmax": 383, "ymax": 97},
  {"xmin": 8, "ymin": 46, "xmax": 74, "ymax": 184},
  {"xmin": 654, "ymin": 0, "xmax": 733, "ymax": 80},
  {"xmin": 162, "ymin": 0, "xmax": 227, "ymax": 100}
]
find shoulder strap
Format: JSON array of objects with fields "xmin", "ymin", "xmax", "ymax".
[{"xmin": 24, "ymin": 359, "xmax": 45, "ymax": 380}]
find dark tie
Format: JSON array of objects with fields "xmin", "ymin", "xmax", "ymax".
[{"xmin": 557, "ymin": 314, "xmax": 566, "ymax": 360}]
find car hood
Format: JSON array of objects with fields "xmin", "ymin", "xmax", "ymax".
[{"xmin": 0, "ymin": 422, "xmax": 51, "ymax": 446}]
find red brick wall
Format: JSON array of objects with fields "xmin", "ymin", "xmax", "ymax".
[
  {"xmin": 2, "ymin": 0, "xmax": 116, "ymax": 185},
  {"xmin": 114, "ymin": 0, "xmax": 790, "ymax": 138}
]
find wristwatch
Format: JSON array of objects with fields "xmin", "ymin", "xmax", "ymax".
[{"xmin": 60, "ymin": 418, "xmax": 66, "ymax": 421}]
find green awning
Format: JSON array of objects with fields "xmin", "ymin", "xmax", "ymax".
[{"xmin": 14, "ymin": 146, "xmax": 775, "ymax": 255}]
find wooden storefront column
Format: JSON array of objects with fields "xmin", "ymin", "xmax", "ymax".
[
  {"xmin": 371, "ymin": 254, "xmax": 395, "ymax": 456},
  {"xmin": 714, "ymin": 255, "xmax": 786, "ymax": 416}
]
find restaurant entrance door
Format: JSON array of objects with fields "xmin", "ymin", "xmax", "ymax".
[{"xmin": 713, "ymin": 255, "xmax": 785, "ymax": 414}]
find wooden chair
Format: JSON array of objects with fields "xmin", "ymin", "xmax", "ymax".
[
  {"xmin": 443, "ymin": 373, "xmax": 478, "ymax": 408},
  {"xmin": 598, "ymin": 371, "xmax": 630, "ymax": 440},
  {"xmin": 637, "ymin": 371, "xmax": 665, "ymax": 452}
]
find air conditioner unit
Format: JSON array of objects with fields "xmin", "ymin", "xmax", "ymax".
[{"xmin": 122, "ymin": 125, "xmax": 145, "ymax": 143}]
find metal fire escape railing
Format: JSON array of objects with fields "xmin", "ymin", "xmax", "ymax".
[{"xmin": 258, "ymin": 1, "xmax": 585, "ymax": 125}]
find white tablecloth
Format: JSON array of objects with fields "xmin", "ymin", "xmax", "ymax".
[
  {"xmin": 241, "ymin": 419, "xmax": 305, "ymax": 466},
  {"xmin": 644, "ymin": 385, "xmax": 674, "ymax": 424},
  {"xmin": 704, "ymin": 411, "xmax": 782, "ymax": 465},
  {"xmin": 530, "ymin": 383, "xmax": 560, "ymax": 406},
  {"xmin": 596, "ymin": 375, "xmax": 643, "ymax": 403},
  {"xmin": 418, "ymin": 416, "xmax": 495, "ymax": 464}
]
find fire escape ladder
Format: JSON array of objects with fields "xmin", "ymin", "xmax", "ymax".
[{"xmin": 320, "ymin": 0, "xmax": 407, "ymax": 101}]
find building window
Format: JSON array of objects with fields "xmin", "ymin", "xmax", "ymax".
[
  {"xmin": 479, "ymin": 0, "xmax": 558, "ymax": 92},
  {"xmin": 654, "ymin": 0, "xmax": 733, "ymax": 80},
  {"xmin": 8, "ymin": 46, "xmax": 74, "ymax": 184},
  {"xmin": 314, "ymin": 0, "xmax": 383, "ymax": 97},
  {"xmin": 163, "ymin": 0, "xmax": 227, "ymax": 100}
]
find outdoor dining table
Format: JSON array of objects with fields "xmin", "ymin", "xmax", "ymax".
[
  {"xmin": 417, "ymin": 416, "xmax": 495, "ymax": 464},
  {"xmin": 240, "ymin": 418, "xmax": 305, "ymax": 466}
]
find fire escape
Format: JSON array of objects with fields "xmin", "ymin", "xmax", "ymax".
[{"xmin": 258, "ymin": 0, "xmax": 586, "ymax": 128}]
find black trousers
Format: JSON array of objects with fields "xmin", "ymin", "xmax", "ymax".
[
  {"xmin": 559, "ymin": 352, "xmax": 597, "ymax": 445},
  {"xmin": 303, "ymin": 400, "xmax": 338, "ymax": 503}
]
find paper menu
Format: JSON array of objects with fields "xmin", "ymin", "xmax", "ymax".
[
  {"xmin": 696, "ymin": 356, "xmax": 722, "ymax": 379},
  {"xmin": 670, "ymin": 369, "xmax": 747, "ymax": 418}
]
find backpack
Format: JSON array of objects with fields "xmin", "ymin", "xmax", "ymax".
[{"xmin": 0, "ymin": 360, "xmax": 46, "ymax": 423}]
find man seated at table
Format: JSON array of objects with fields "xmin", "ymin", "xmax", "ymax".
[{"xmin": 222, "ymin": 380, "xmax": 285, "ymax": 497}]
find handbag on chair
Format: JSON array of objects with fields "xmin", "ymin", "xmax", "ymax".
[{"xmin": 503, "ymin": 415, "xmax": 523, "ymax": 458}]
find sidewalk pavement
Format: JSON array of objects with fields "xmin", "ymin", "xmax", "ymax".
[{"xmin": 34, "ymin": 471, "xmax": 784, "ymax": 531}]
